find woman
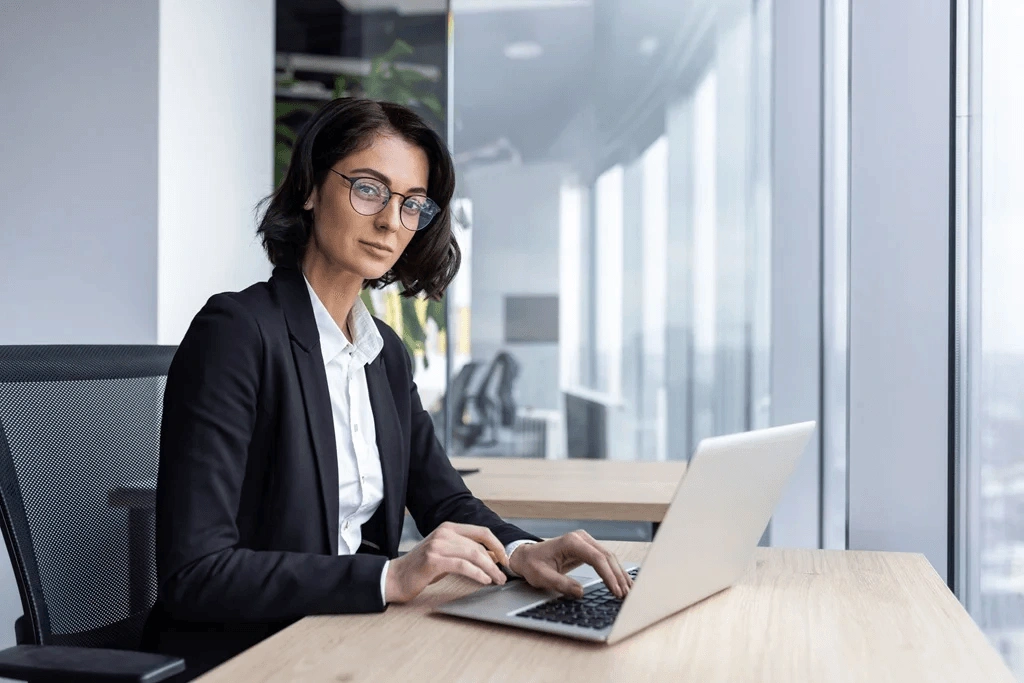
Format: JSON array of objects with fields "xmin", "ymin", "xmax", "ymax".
[{"xmin": 143, "ymin": 98, "xmax": 631, "ymax": 679}]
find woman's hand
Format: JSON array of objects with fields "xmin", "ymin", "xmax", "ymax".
[
  {"xmin": 385, "ymin": 522, "xmax": 509, "ymax": 603},
  {"xmin": 508, "ymin": 530, "xmax": 633, "ymax": 599}
]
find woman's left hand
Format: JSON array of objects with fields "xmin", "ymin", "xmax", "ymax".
[{"xmin": 507, "ymin": 530, "xmax": 633, "ymax": 599}]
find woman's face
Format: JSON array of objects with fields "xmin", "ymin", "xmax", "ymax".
[{"xmin": 304, "ymin": 133, "xmax": 429, "ymax": 280}]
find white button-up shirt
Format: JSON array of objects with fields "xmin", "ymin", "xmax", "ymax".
[
  {"xmin": 304, "ymin": 276, "xmax": 536, "ymax": 604},
  {"xmin": 304, "ymin": 276, "xmax": 390, "ymax": 601}
]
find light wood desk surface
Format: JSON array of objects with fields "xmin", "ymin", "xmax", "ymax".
[
  {"xmin": 448, "ymin": 457, "xmax": 686, "ymax": 522},
  {"xmin": 197, "ymin": 542, "xmax": 1014, "ymax": 683}
]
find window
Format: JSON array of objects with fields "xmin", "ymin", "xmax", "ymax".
[
  {"xmin": 822, "ymin": 0, "xmax": 850, "ymax": 551},
  {"xmin": 960, "ymin": 0, "xmax": 1024, "ymax": 675},
  {"xmin": 594, "ymin": 164, "xmax": 624, "ymax": 400},
  {"xmin": 447, "ymin": 0, "xmax": 773, "ymax": 465}
]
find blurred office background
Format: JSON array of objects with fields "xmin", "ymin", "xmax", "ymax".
[{"xmin": 1, "ymin": 0, "xmax": 1023, "ymax": 676}]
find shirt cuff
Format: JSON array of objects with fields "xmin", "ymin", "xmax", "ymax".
[
  {"xmin": 380, "ymin": 559, "xmax": 390, "ymax": 605},
  {"xmin": 504, "ymin": 539, "xmax": 538, "ymax": 577}
]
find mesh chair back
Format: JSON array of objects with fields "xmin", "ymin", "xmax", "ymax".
[{"xmin": 0, "ymin": 346, "xmax": 176, "ymax": 650}]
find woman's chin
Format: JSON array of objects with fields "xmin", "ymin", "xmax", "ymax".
[{"xmin": 359, "ymin": 265, "xmax": 393, "ymax": 281}]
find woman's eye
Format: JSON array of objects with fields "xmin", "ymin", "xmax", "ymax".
[{"xmin": 357, "ymin": 183, "xmax": 381, "ymax": 197}]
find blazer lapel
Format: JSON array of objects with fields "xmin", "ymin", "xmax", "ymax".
[
  {"xmin": 273, "ymin": 267, "xmax": 340, "ymax": 555},
  {"xmin": 364, "ymin": 354, "xmax": 405, "ymax": 555}
]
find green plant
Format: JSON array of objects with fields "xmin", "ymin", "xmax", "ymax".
[
  {"xmin": 275, "ymin": 39, "xmax": 448, "ymax": 366},
  {"xmin": 336, "ymin": 39, "xmax": 444, "ymax": 121}
]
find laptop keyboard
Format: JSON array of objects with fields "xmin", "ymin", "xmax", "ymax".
[{"xmin": 515, "ymin": 568, "xmax": 639, "ymax": 630}]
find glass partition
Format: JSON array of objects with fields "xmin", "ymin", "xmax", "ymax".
[
  {"xmin": 961, "ymin": 0, "xmax": 1024, "ymax": 674},
  {"xmin": 446, "ymin": 0, "xmax": 773, "ymax": 465}
]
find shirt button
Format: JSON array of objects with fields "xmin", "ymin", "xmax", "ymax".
[
  {"xmin": 343, "ymin": 520, "xmax": 350, "ymax": 531},
  {"xmin": 354, "ymin": 424, "xmax": 360, "ymax": 433}
]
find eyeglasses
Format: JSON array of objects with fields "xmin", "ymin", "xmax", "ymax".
[{"xmin": 331, "ymin": 170, "xmax": 440, "ymax": 232}]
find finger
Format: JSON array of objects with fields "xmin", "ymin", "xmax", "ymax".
[
  {"xmin": 576, "ymin": 531, "xmax": 631, "ymax": 595},
  {"xmin": 443, "ymin": 523, "xmax": 508, "ymax": 565},
  {"xmin": 568, "ymin": 533, "xmax": 626, "ymax": 598},
  {"xmin": 600, "ymin": 547, "xmax": 632, "ymax": 593},
  {"xmin": 601, "ymin": 550, "xmax": 630, "ymax": 595},
  {"xmin": 436, "ymin": 556, "xmax": 493, "ymax": 586},
  {"xmin": 533, "ymin": 564, "xmax": 585, "ymax": 599},
  {"xmin": 439, "ymin": 538, "xmax": 507, "ymax": 585}
]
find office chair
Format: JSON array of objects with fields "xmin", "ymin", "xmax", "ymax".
[
  {"xmin": 0, "ymin": 346, "xmax": 184, "ymax": 682},
  {"xmin": 447, "ymin": 361, "xmax": 483, "ymax": 452},
  {"xmin": 455, "ymin": 352, "xmax": 521, "ymax": 451},
  {"xmin": 491, "ymin": 352, "xmax": 520, "ymax": 429}
]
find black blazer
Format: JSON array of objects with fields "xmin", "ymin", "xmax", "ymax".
[{"xmin": 142, "ymin": 266, "xmax": 538, "ymax": 678}]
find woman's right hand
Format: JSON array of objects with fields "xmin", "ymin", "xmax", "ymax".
[{"xmin": 384, "ymin": 522, "xmax": 509, "ymax": 603}]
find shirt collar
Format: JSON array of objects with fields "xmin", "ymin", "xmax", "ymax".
[{"xmin": 303, "ymin": 274, "xmax": 384, "ymax": 368}]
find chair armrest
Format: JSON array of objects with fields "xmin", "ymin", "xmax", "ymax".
[{"xmin": 0, "ymin": 645, "xmax": 184, "ymax": 683}]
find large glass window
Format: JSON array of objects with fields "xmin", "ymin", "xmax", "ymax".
[
  {"xmin": 822, "ymin": 0, "xmax": 850, "ymax": 551},
  {"xmin": 446, "ymin": 0, "xmax": 773, "ymax": 465},
  {"xmin": 962, "ymin": 0, "xmax": 1024, "ymax": 675}
]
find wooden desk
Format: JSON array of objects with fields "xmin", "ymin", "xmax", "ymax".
[
  {"xmin": 196, "ymin": 542, "xmax": 1014, "ymax": 682},
  {"xmin": 449, "ymin": 457, "xmax": 686, "ymax": 522}
]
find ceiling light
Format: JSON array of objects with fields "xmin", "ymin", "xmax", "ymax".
[
  {"xmin": 638, "ymin": 36, "xmax": 659, "ymax": 57},
  {"xmin": 504, "ymin": 41, "xmax": 544, "ymax": 60}
]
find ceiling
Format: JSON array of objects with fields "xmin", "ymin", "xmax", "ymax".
[
  {"xmin": 451, "ymin": 0, "xmax": 716, "ymax": 175},
  {"xmin": 277, "ymin": 0, "xmax": 718, "ymax": 176}
]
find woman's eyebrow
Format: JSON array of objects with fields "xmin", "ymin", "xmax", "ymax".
[{"xmin": 348, "ymin": 167, "xmax": 427, "ymax": 195}]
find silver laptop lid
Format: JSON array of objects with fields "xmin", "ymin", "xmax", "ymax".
[{"xmin": 607, "ymin": 421, "xmax": 816, "ymax": 644}]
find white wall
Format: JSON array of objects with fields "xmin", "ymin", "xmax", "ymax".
[
  {"xmin": 157, "ymin": 0, "xmax": 274, "ymax": 344},
  {"xmin": 0, "ymin": 1, "xmax": 160, "ymax": 345}
]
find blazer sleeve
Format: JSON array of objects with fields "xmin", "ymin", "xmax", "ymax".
[
  {"xmin": 156, "ymin": 294, "xmax": 387, "ymax": 623},
  {"xmin": 395, "ymin": 333, "xmax": 542, "ymax": 548}
]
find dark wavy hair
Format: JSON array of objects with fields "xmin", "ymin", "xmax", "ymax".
[{"xmin": 257, "ymin": 98, "xmax": 460, "ymax": 300}]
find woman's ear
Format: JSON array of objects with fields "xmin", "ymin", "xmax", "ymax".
[{"xmin": 303, "ymin": 187, "xmax": 317, "ymax": 211}]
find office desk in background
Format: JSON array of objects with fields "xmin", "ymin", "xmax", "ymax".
[
  {"xmin": 449, "ymin": 456, "xmax": 686, "ymax": 522},
  {"xmin": 110, "ymin": 458, "xmax": 685, "ymax": 523},
  {"xmin": 195, "ymin": 541, "xmax": 1015, "ymax": 682}
]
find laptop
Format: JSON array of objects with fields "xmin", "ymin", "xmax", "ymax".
[{"xmin": 435, "ymin": 421, "xmax": 816, "ymax": 644}]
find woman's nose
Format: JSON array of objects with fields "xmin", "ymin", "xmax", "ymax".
[{"xmin": 376, "ymin": 195, "xmax": 403, "ymax": 231}]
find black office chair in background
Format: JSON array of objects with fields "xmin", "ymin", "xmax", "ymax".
[
  {"xmin": 445, "ymin": 360, "xmax": 482, "ymax": 450},
  {"xmin": 450, "ymin": 352, "xmax": 521, "ymax": 452},
  {"xmin": 0, "ymin": 346, "xmax": 184, "ymax": 682}
]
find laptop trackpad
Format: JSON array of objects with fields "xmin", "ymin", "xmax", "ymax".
[{"xmin": 445, "ymin": 565, "xmax": 602, "ymax": 609}]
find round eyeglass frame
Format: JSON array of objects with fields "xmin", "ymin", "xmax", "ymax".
[{"xmin": 331, "ymin": 169, "xmax": 440, "ymax": 232}]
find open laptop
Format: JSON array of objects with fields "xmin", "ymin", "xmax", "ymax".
[{"xmin": 435, "ymin": 421, "xmax": 816, "ymax": 644}]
